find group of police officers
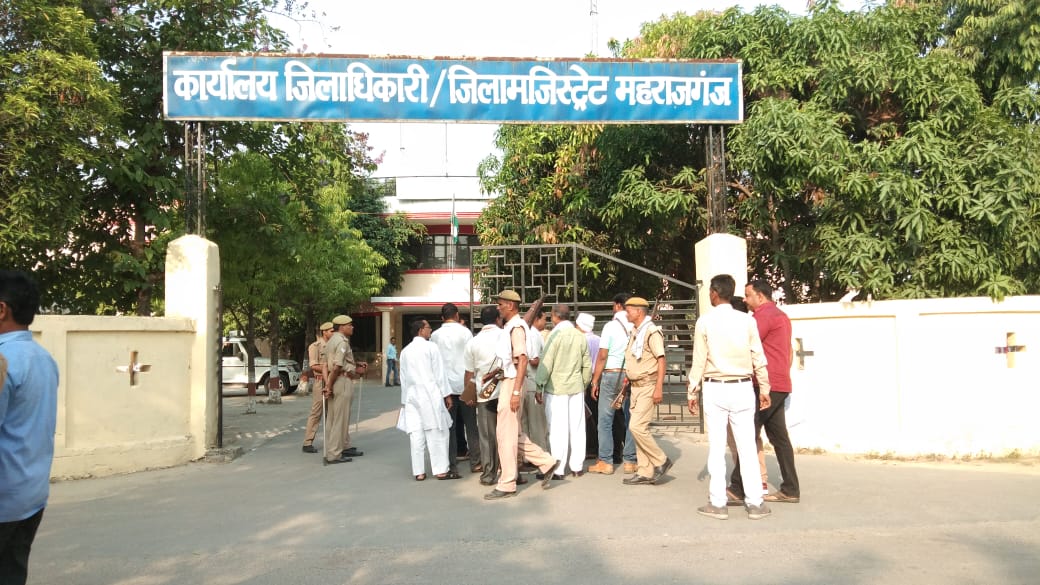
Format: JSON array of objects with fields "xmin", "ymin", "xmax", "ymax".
[{"xmin": 300, "ymin": 314, "xmax": 366, "ymax": 464}]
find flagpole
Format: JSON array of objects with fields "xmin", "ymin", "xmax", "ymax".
[{"xmin": 450, "ymin": 193, "xmax": 457, "ymax": 276}]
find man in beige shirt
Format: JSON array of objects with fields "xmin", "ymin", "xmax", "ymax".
[
  {"xmin": 301, "ymin": 322, "xmax": 333, "ymax": 454},
  {"xmin": 687, "ymin": 274, "xmax": 772, "ymax": 520}
]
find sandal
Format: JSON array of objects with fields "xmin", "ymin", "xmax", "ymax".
[
  {"xmin": 435, "ymin": 471, "xmax": 462, "ymax": 480},
  {"xmin": 415, "ymin": 474, "xmax": 426, "ymax": 481}
]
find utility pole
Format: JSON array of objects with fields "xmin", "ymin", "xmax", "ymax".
[{"xmin": 589, "ymin": 0, "xmax": 599, "ymax": 55}]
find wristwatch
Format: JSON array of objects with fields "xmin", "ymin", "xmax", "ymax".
[{"xmin": 512, "ymin": 390, "xmax": 521, "ymax": 396}]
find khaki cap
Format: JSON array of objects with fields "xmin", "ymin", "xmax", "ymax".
[
  {"xmin": 496, "ymin": 290, "xmax": 522, "ymax": 302},
  {"xmin": 319, "ymin": 322, "xmax": 334, "ymax": 331},
  {"xmin": 332, "ymin": 314, "xmax": 353, "ymax": 325},
  {"xmin": 625, "ymin": 297, "xmax": 650, "ymax": 308}
]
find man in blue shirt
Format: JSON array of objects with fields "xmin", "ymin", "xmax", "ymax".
[
  {"xmin": 385, "ymin": 337, "xmax": 400, "ymax": 386},
  {"xmin": 0, "ymin": 270, "xmax": 59, "ymax": 585}
]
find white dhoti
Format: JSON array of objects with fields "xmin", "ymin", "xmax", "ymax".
[{"xmin": 545, "ymin": 392, "xmax": 587, "ymax": 475}]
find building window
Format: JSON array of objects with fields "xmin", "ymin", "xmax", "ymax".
[{"xmin": 409, "ymin": 234, "xmax": 479, "ymax": 269}]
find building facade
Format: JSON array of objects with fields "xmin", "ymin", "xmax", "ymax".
[{"xmin": 368, "ymin": 176, "xmax": 491, "ymax": 381}]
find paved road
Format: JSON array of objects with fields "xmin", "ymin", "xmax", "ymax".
[{"xmin": 32, "ymin": 384, "xmax": 1040, "ymax": 585}]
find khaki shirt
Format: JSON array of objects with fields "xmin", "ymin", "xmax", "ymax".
[
  {"xmin": 325, "ymin": 332, "xmax": 357, "ymax": 382},
  {"xmin": 308, "ymin": 338, "xmax": 326, "ymax": 388},
  {"xmin": 624, "ymin": 321, "xmax": 665, "ymax": 383}
]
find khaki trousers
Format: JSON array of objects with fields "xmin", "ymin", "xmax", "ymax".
[
  {"xmin": 324, "ymin": 378, "xmax": 355, "ymax": 460},
  {"xmin": 303, "ymin": 379, "xmax": 325, "ymax": 446},
  {"xmin": 628, "ymin": 379, "xmax": 667, "ymax": 478},
  {"xmin": 495, "ymin": 378, "xmax": 556, "ymax": 493}
]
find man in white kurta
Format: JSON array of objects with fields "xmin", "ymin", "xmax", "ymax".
[{"xmin": 400, "ymin": 320, "xmax": 453, "ymax": 479}]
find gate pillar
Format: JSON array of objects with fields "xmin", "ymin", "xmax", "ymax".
[{"xmin": 695, "ymin": 233, "xmax": 747, "ymax": 313}]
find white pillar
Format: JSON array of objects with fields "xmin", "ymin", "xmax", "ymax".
[
  {"xmin": 165, "ymin": 235, "xmax": 221, "ymax": 453},
  {"xmin": 695, "ymin": 233, "xmax": 748, "ymax": 313}
]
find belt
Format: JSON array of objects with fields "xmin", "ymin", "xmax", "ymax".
[
  {"xmin": 704, "ymin": 377, "xmax": 751, "ymax": 384},
  {"xmin": 603, "ymin": 368, "xmax": 624, "ymax": 373}
]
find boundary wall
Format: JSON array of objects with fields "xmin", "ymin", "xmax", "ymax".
[
  {"xmin": 33, "ymin": 235, "xmax": 219, "ymax": 479},
  {"xmin": 781, "ymin": 296, "xmax": 1039, "ymax": 457}
]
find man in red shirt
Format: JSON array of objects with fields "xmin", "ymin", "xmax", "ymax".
[{"xmin": 728, "ymin": 279, "xmax": 801, "ymax": 503}]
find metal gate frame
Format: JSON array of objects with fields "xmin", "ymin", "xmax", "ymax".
[{"xmin": 469, "ymin": 243, "xmax": 703, "ymax": 429}]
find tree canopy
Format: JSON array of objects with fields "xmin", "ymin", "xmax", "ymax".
[
  {"xmin": 2, "ymin": 0, "xmax": 421, "ymax": 354},
  {"xmin": 478, "ymin": 0, "xmax": 1040, "ymax": 302}
]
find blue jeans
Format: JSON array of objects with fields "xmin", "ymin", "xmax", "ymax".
[
  {"xmin": 597, "ymin": 371, "xmax": 635, "ymax": 464},
  {"xmin": 385, "ymin": 359, "xmax": 399, "ymax": 385}
]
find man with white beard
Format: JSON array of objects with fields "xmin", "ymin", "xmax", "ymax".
[{"xmin": 400, "ymin": 319, "xmax": 454, "ymax": 481}]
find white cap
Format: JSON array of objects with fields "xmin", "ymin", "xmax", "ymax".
[{"xmin": 576, "ymin": 313, "xmax": 595, "ymax": 333}]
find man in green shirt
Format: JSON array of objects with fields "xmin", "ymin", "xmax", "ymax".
[{"xmin": 535, "ymin": 304, "xmax": 592, "ymax": 479}]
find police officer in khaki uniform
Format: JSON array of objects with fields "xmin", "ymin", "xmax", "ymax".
[
  {"xmin": 301, "ymin": 322, "xmax": 334, "ymax": 453},
  {"xmin": 621, "ymin": 297, "xmax": 673, "ymax": 485},
  {"xmin": 323, "ymin": 315, "xmax": 367, "ymax": 465}
]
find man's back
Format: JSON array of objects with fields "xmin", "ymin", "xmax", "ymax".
[
  {"xmin": 538, "ymin": 324, "xmax": 591, "ymax": 394},
  {"xmin": 431, "ymin": 322, "xmax": 472, "ymax": 393},
  {"xmin": 689, "ymin": 305, "xmax": 769, "ymax": 387},
  {"xmin": 464, "ymin": 325, "xmax": 502, "ymax": 382}
]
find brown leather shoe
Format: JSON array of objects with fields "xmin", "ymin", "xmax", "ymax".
[
  {"xmin": 763, "ymin": 491, "xmax": 800, "ymax": 503},
  {"xmin": 587, "ymin": 461, "xmax": 614, "ymax": 475}
]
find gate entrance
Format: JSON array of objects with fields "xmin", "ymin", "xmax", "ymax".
[{"xmin": 469, "ymin": 243, "xmax": 702, "ymax": 429}]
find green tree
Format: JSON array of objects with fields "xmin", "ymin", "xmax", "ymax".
[
  {"xmin": 62, "ymin": 0, "xmax": 289, "ymax": 315},
  {"xmin": 944, "ymin": 0, "xmax": 1040, "ymax": 103},
  {"xmin": 351, "ymin": 178, "xmax": 424, "ymax": 296},
  {"xmin": 481, "ymin": 1, "xmax": 1040, "ymax": 301},
  {"xmin": 0, "ymin": 1, "xmax": 119, "ymax": 292}
]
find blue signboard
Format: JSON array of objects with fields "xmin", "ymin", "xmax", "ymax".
[{"xmin": 163, "ymin": 53, "xmax": 743, "ymax": 124}]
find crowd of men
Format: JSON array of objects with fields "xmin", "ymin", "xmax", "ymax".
[{"xmin": 381, "ymin": 278, "xmax": 801, "ymax": 518}]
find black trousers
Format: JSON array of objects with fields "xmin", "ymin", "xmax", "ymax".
[
  {"xmin": 447, "ymin": 399, "xmax": 459, "ymax": 472},
  {"xmin": 0, "ymin": 508, "xmax": 44, "ymax": 585},
  {"xmin": 730, "ymin": 391, "xmax": 800, "ymax": 498},
  {"xmin": 456, "ymin": 400, "xmax": 480, "ymax": 466}
]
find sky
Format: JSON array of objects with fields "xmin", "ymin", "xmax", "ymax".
[{"xmin": 269, "ymin": 0, "xmax": 863, "ymax": 183}]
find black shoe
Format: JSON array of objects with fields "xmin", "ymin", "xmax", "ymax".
[
  {"xmin": 540, "ymin": 462, "xmax": 562, "ymax": 489},
  {"xmin": 484, "ymin": 489, "xmax": 517, "ymax": 501},
  {"xmin": 622, "ymin": 474, "xmax": 655, "ymax": 485},
  {"xmin": 479, "ymin": 478, "xmax": 496, "ymax": 486},
  {"xmin": 302, "ymin": 445, "xmax": 317, "ymax": 453},
  {"xmin": 341, "ymin": 449, "xmax": 363, "ymax": 457},
  {"xmin": 323, "ymin": 456, "xmax": 352, "ymax": 465},
  {"xmin": 536, "ymin": 472, "xmax": 565, "ymax": 481},
  {"xmin": 653, "ymin": 457, "xmax": 674, "ymax": 482}
]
